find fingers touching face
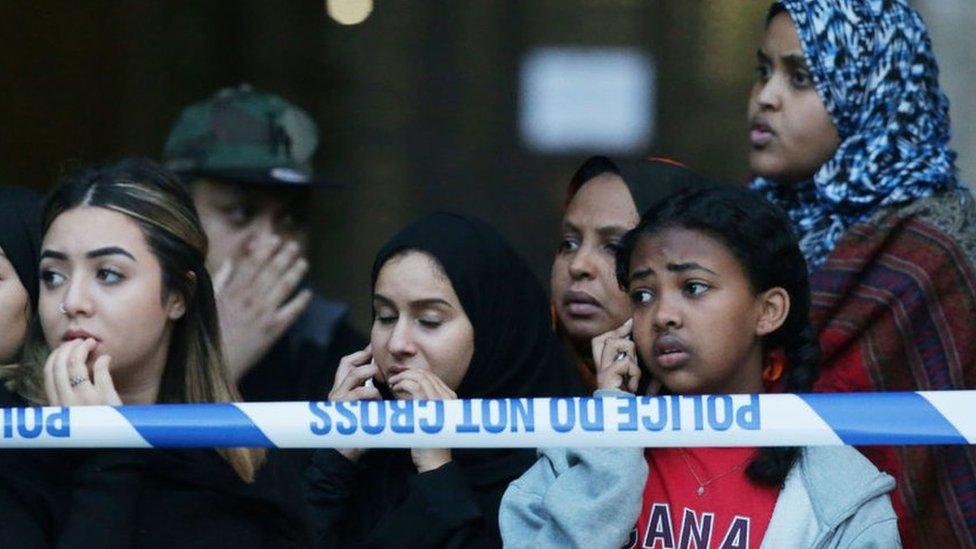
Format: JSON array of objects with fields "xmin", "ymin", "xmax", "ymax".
[
  {"xmin": 43, "ymin": 337, "xmax": 121, "ymax": 406},
  {"xmin": 370, "ymin": 251, "xmax": 475, "ymax": 395}
]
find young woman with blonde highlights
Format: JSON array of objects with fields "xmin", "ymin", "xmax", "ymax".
[{"xmin": 0, "ymin": 159, "xmax": 311, "ymax": 548}]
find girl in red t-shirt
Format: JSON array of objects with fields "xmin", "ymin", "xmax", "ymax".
[
  {"xmin": 599, "ymin": 184, "xmax": 815, "ymax": 548},
  {"xmin": 500, "ymin": 185, "xmax": 899, "ymax": 548}
]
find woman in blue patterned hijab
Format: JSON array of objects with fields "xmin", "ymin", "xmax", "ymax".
[
  {"xmin": 748, "ymin": 0, "xmax": 962, "ymax": 271},
  {"xmin": 746, "ymin": 2, "xmax": 976, "ymax": 547}
]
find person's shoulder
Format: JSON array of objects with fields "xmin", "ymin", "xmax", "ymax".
[
  {"xmin": 800, "ymin": 446, "xmax": 888, "ymax": 481},
  {"xmin": 767, "ymin": 447, "xmax": 899, "ymax": 548},
  {"xmin": 789, "ymin": 447, "xmax": 900, "ymax": 547},
  {"xmin": 797, "ymin": 446, "xmax": 895, "ymax": 519},
  {"xmin": 904, "ymin": 189, "xmax": 976, "ymax": 264},
  {"xmin": 518, "ymin": 446, "xmax": 646, "ymax": 488},
  {"xmin": 875, "ymin": 189, "xmax": 976, "ymax": 264},
  {"xmin": 289, "ymin": 292, "xmax": 352, "ymax": 346},
  {"xmin": 0, "ymin": 382, "xmax": 28, "ymax": 407},
  {"xmin": 833, "ymin": 189, "xmax": 976, "ymax": 278},
  {"xmin": 303, "ymin": 293, "xmax": 350, "ymax": 322},
  {"xmin": 0, "ymin": 447, "xmax": 88, "ymax": 498}
]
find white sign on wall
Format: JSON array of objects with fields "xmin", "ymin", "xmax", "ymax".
[{"xmin": 519, "ymin": 47, "xmax": 656, "ymax": 154}]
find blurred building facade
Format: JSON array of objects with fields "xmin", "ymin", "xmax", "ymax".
[{"xmin": 2, "ymin": 1, "xmax": 972, "ymax": 330}]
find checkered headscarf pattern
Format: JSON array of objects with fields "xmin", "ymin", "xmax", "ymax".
[{"xmin": 749, "ymin": 0, "xmax": 962, "ymax": 272}]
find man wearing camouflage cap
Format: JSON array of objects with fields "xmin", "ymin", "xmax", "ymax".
[{"xmin": 163, "ymin": 84, "xmax": 364, "ymax": 402}]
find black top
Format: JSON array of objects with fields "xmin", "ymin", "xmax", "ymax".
[
  {"xmin": 306, "ymin": 448, "xmax": 532, "ymax": 549},
  {"xmin": 239, "ymin": 296, "xmax": 366, "ymax": 479},
  {"xmin": 306, "ymin": 213, "xmax": 581, "ymax": 548},
  {"xmin": 0, "ymin": 389, "xmax": 313, "ymax": 549},
  {"xmin": 239, "ymin": 294, "xmax": 366, "ymax": 403}
]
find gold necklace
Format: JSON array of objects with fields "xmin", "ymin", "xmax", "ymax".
[{"xmin": 678, "ymin": 449, "xmax": 752, "ymax": 497}]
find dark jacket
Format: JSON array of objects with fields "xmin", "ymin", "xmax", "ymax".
[
  {"xmin": 307, "ymin": 448, "xmax": 534, "ymax": 548},
  {"xmin": 0, "ymin": 390, "xmax": 313, "ymax": 549},
  {"xmin": 240, "ymin": 295, "xmax": 366, "ymax": 402}
]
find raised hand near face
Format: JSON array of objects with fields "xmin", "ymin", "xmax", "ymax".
[
  {"xmin": 43, "ymin": 338, "xmax": 121, "ymax": 406},
  {"xmin": 328, "ymin": 346, "xmax": 382, "ymax": 462},
  {"xmin": 213, "ymin": 233, "xmax": 312, "ymax": 385},
  {"xmin": 592, "ymin": 319, "xmax": 641, "ymax": 394},
  {"xmin": 388, "ymin": 368, "xmax": 457, "ymax": 473}
]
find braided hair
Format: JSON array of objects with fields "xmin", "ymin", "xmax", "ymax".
[{"xmin": 615, "ymin": 185, "xmax": 820, "ymax": 485}]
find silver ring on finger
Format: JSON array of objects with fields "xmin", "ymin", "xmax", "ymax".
[
  {"xmin": 69, "ymin": 375, "xmax": 90, "ymax": 388},
  {"xmin": 613, "ymin": 350, "xmax": 629, "ymax": 361}
]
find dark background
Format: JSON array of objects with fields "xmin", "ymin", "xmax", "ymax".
[{"xmin": 2, "ymin": 1, "xmax": 970, "ymax": 330}]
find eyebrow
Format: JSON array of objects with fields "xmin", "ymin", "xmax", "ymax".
[
  {"xmin": 757, "ymin": 49, "xmax": 808, "ymax": 69},
  {"xmin": 562, "ymin": 220, "xmax": 631, "ymax": 237},
  {"xmin": 39, "ymin": 250, "xmax": 67, "ymax": 261},
  {"xmin": 669, "ymin": 262, "xmax": 716, "ymax": 274},
  {"xmin": 629, "ymin": 268, "xmax": 653, "ymax": 282},
  {"xmin": 597, "ymin": 226, "xmax": 630, "ymax": 238},
  {"xmin": 373, "ymin": 294, "xmax": 455, "ymax": 310},
  {"xmin": 40, "ymin": 247, "xmax": 136, "ymax": 261},
  {"xmin": 628, "ymin": 262, "xmax": 717, "ymax": 281}
]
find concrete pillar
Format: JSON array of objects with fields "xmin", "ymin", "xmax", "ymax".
[{"xmin": 915, "ymin": 0, "xmax": 976, "ymax": 189}]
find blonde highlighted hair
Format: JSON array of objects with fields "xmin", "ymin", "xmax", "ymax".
[{"xmin": 3, "ymin": 158, "xmax": 264, "ymax": 482}]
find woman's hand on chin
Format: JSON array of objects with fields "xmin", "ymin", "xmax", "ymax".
[
  {"xmin": 388, "ymin": 368, "xmax": 456, "ymax": 473},
  {"xmin": 328, "ymin": 346, "xmax": 382, "ymax": 462},
  {"xmin": 43, "ymin": 338, "xmax": 122, "ymax": 406}
]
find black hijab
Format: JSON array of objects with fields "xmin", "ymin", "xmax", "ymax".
[
  {"xmin": 0, "ymin": 186, "xmax": 43, "ymax": 307},
  {"xmin": 372, "ymin": 212, "xmax": 580, "ymax": 400},
  {"xmin": 351, "ymin": 212, "xmax": 581, "ymax": 541},
  {"xmin": 307, "ymin": 214, "xmax": 582, "ymax": 547},
  {"xmin": 567, "ymin": 155, "xmax": 716, "ymax": 216}
]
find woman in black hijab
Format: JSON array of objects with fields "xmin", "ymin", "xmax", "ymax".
[
  {"xmin": 550, "ymin": 156, "xmax": 714, "ymax": 389},
  {"xmin": 0, "ymin": 185, "xmax": 42, "ymax": 366},
  {"xmin": 306, "ymin": 212, "xmax": 580, "ymax": 548}
]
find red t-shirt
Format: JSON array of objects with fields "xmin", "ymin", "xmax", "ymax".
[{"xmin": 627, "ymin": 448, "xmax": 780, "ymax": 549}]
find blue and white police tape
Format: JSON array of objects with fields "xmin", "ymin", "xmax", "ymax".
[{"xmin": 1, "ymin": 391, "xmax": 973, "ymax": 448}]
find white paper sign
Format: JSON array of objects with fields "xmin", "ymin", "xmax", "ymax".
[{"xmin": 519, "ymin": 47, "xmax": 656, "ymax": 154}]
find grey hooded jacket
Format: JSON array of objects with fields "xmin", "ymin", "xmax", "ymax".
[{"xmin": 499, "ymin": 397, "xmax": 899, "ymax": 548}]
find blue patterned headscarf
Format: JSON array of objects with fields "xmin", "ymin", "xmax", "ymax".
[{"xmin": 749, "ymin": 0, "xmax": 961, "ymax": 271}]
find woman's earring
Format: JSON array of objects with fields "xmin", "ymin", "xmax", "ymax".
[{"xmin": 762, "ymin": 348, "xmax": 785, "ymax": 384}]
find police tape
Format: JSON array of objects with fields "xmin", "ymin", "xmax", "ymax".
[{"xmin": 0, "ymin": 391, "xmax": 973, "ymax": 448}]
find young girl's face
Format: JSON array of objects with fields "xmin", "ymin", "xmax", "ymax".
[
  {"xmin": 748, "ymin": 12, "xmax": 839, "ymax": 183},
  {"xmin": 38, "ymin": 207, "xmax": 185, "ymax": 382},
  {"xmin": 627, "ymin": 227, "xmax": 769, "ymax": 395}
]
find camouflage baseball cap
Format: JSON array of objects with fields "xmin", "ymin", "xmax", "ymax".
[{"xmin": 163, "ymin": 84, "xmax": 329, "ymax": 186}]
